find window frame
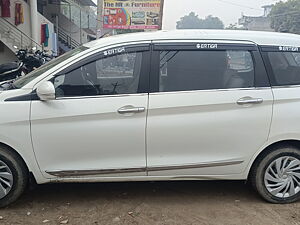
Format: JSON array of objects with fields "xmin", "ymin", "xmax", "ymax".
[
  {"xmin": 150, "ymin": 41, "xmax": 270, "ymax": 93},
  {"xmin": 53, "ymin": 44, "xmax": 151, "ymax": 99},
  {"xmin": 260, "ymin": 45, "xmax": 300, "ymax": 87}
]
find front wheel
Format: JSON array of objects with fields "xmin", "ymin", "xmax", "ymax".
[
  {"xmin": 251, "ymin": 146, "xmax": 300, "ymax": 204},
  {"xmin": 0, "ymin": 146, "xmax": 28, "ymax": 207}
]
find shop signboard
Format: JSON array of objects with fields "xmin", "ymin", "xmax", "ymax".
[{"xmin": 103, "ymin": 0, "xmax": 161, "ymax": 30}]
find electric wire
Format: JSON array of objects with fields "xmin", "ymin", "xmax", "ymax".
[{"xmin": 214, "ymin": 0, "xmax": 262, "ymax": 11}]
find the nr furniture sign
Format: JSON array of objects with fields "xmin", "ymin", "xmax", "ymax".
[{"xmin": 103, "ymin": 0, "xmax": 161, "ymax": 30}]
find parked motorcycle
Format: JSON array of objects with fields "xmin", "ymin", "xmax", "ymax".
[
  {"xmin": 33, "ymin": 50, "xmax": 54, "ymax": 66},
  {"xmin": 0, "ymin": 48, "xmax": 26, "ymax": 82},
  {"xmin": 0, "ymin": 47, "xmax": 53, "ymax": 82}
]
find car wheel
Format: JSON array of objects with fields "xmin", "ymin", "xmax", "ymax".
[
  {"xmin": 0, "ymin": 146, "xmax": 28, "ymax": 207},
  {"xmin": 251, "ymin": 145, "xmax": 300, "ymax": 204}
]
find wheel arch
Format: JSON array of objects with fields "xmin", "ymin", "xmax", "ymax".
[
  {"xmin": 247, "ymin": 139, "xmax": 300, "ymax": 180},
  {"xmin": 0, "ymin": 142, "xmax": 30, "ymax": 172},
  {"xmin": 0, "ymin": 141, "xmax": 47, "ymax": 184}
]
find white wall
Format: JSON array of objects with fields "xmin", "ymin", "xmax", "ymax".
[
  {"xmin": 2, "ymin": 0, "xmax": 55, "ymax": 51},
  {"xmin": 4, "ymin": 0, "xmax": 32, "ymax": 38}
]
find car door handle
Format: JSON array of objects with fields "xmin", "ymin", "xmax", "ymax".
[
  {"xmin": 118, "ymin": 106, "xmax": 146, "ymax": 114},
  {"xmin": 237, "ymin": 97, "xmax": 264, "ymax": 105}
]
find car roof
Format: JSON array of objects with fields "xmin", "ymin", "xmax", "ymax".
[{"xmin": 84, "ymin": 29, "xmax": 300, "ymax": 49}]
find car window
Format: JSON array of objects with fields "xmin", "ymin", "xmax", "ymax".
[
  {"xmin": 54, "ymin": 51, "xmax": 143, "ymax": 98},
  {"xmin": 13, "ymin": 46, "xmax": 89, "ymax": 89},
  {"xmin": 268, "ymin": 52, "xmax": 300, "ymax": 86},
  {"xmin": 159, "ymin": 50, "xmax": 254, "ymax": 92}
]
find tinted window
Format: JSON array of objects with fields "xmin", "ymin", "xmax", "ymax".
[
  {"xmin": 13, "ymin": 46, "xmax": 89, "ymax": 89},
  {"xmin": 159, "ymin": 50, "xmax": 254, "ymax": 92},
  {"xmin": 268, "ymin": 52, "xmax": 300, "ymax": 86},
  {"xmin": 54, "ymin": 52, "xmax": 143, "ymax": 97}
]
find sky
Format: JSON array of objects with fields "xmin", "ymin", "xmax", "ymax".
[{"xmin": 162, "ymin": 0, "xmax": 284, "ymax": 29}]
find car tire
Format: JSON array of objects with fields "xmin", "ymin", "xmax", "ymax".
[
  {"xmin": 0, "ymin": 146, "xmax": 29, "ymax": 208},
  {"xmin": 251, "ymin": 145, "xmax": 300, "ymax": 204}
]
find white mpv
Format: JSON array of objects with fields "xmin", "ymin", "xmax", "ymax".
[{"xmin": 0, "ymin": 30, "xmax": 300, "ymax": 206}]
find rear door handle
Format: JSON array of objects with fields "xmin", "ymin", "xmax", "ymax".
[
  {"xmin": 118, "ymin": 106, "xmax": 146, "ymax": 114},
  {"xmin": 237, "ymin": 97, "xmax": 263, "ymax": 105}
]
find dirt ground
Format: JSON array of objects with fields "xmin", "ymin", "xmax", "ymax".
[{"xmin": 0, "ymin": 181, "xmax": 299, "ymax": 225}]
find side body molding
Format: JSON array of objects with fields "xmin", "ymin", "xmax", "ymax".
[{"xmin": 46, "ymin": 160, "xmax": 244, "ymax": 177}]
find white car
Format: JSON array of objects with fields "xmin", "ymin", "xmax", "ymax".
[{"xmin": 0, "ymin": 30, "xmax": 300, "ymax": 206}]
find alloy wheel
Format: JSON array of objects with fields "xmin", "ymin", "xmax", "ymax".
[
  {"xmin": 0, "ymin": 160, "xmax": 13, "ymax": 199},
  {"xmin": 264, "ymin": 156, "xmax": 300, "ymax": 198}
]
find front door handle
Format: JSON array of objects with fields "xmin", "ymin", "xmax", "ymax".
[
  {"xmin": 118, "ymin": 106, "xmax": 145, "ymax": 114},
  {"xmin": 237, "ymin": 97, "xmax": 263, "ymax": 105}
]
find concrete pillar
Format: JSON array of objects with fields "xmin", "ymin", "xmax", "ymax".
[
  {"xmin": 29, "ymin": 0, "xmax": 39, "ymax": 45},
  {"xmin": 96, "ymin": 0, "xmax": 103, "ymax": 39},
  {"xmin": 159, "ymin": 0, "xmax": 165, "ymax": 30}
]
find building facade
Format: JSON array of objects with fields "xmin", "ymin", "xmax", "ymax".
[
  {"xmin": 38, "ymin": 0, "xmax": 97, "ymax": 53},
  {"xmin": 239, "ymin": 5, "xmax": 274, "ymax": 32},
  {"xmin": 0, "ymin": 0, "xmax": 97, "ymax": 64}
]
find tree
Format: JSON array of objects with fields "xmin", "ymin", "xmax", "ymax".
[
  {"xmin": 176, "ymin": 12, "xmax": 202, "ymax": 29},
  {"xmin": 203, "ymin": 15, "xmax": 225, "ymax": 29},
  {"xmin": 269, "ymin": 0, "xmax": 300, "ymax": 34},
  {"xmin": 176, "ymin": 12, "xmax": 224, "ymax": 29}
]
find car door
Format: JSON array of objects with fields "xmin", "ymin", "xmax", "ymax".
[
  {"xmin": 261, "ymin": 46, "xmax": 300, "ymax": 146},
  {"xmin": 31, "ymin": 44, "xmax": 150, "ymax": 178},
  {"xmin": 146, "ymin": 41, "xmax": 273, "ymax": 177}
]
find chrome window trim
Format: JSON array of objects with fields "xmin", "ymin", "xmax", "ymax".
[
  {"xmin": 271, "ymin": 85, "xmax": 300, "ymax": 89},
  {"xmin": 150, "ymin": 87, "xmax": 271, "ymax": 96},
  {"xmin": 55, "ymin": 93, "xmax": 148, "ymax": 100},
  {"xmin": 46, "ymin": 160, "xmax": 244, "ymax": 177},
  {"xmin": 54, "ymin": 87, "xmax": 271, "ymax": 100}
]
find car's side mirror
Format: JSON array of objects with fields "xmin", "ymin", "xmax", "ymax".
[{"xmin": 36, "ymin": 81, "xmax": 55, "ymax": 101}]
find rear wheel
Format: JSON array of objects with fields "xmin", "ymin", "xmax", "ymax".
[
  {"xmin": 0, "ymin": 146, "xmax": 28, "ymax": 207},
  {"xmin": 251, "ymin": 146, "xmax": 300, "ymax": 204}
]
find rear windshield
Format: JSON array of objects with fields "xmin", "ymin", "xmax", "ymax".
[
  {"xmin": 268, "ymin": 51, "xmax": 300, "ymax": 86},
  {"xmin": 13, "ymin": 46, "xmax": 89, "ymax": 89}
]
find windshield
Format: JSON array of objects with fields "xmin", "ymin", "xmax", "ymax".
[{"xmin": 12, "ymin": 46, "xmax": 89, "ymax": 89}]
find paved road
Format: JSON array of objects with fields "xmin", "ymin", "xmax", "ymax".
[{"xmin": 0, "ymin": 181, "xmax": 299, "ymax": 225}]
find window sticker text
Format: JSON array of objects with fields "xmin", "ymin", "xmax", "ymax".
[
  {"xmin": 279, "ymin": 46, "xmax": 299, "ymax": 52},
  {"xmin": 196, "ymin": 44, "xmax": 218, "ymax": 49},
  {"xmin": 104, "ymin": 47, "xmax": 126, "ymax": 56}
]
